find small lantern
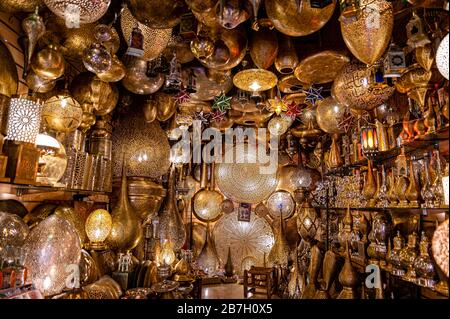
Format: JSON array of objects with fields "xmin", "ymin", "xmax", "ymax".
[
  {"xmin": 160, "ymin": 239, "xmax": 176, "ymax": 266},
  {"xmin": 152, "ymin": 55, "xmax": 169, "ymax": 74},
  {"xmin": 406, "ymin": 11, "xmax": 431, "ymax": 50},
  {"xmin": 443, "ymin": 162, "xmax": 449, "ymax": 207},
  {"xmin": 361, "ymin": 124, "xmax": 378, "ymax": 158},
  {"xmin": 339, "ymin": 0, "xmax": 361, "ymax": 24},
  {"xmin": 126, "ymin": 25, "xmax": 145, "ymax": 58},
  {"xmin": 384, "ymin": 42, "xmax": 406, "ymax": 78}
]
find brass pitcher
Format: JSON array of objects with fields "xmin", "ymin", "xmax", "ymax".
[{"xmin": 405, "ymin": 160, "xmax": 420, "ymax": 207}]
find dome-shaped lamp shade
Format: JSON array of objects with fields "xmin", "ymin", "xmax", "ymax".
[
  {"xmin": 44, "ymin": 0, "xmax": 111, "ymax": 25},
  {"xmin": 42, "ymin": 94, "xmax": 83, "ymax": 134},
  {"xmin": 85, "ymin": 209, "xmax": 112, "ymax": 250},
  {"xmin": 436, "ymin": 33, "xmax": 449, "ymax": 80}
]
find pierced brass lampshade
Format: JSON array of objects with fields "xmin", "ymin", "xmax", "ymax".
[
  {"xmin": 193, "ymin": 162, "xmax": 224, "ymax": 222},
  {"xmin": 44, "ymin": 0, "xmax": 111, "ymax": 25},
  {"xmin": 0, "ymin": 0, "xmax": 44, "ymax": 13},
  {"xmin": 85, "ymin": 209, "xmax": 112, "ymax": 250},
  {"xmin": 213, "ymin": 211, "xmax": 274, "ymax": 275},
  {"xmin": 332, "ymin": 61, "xmax": 394, "ymax": 111},
  {"xmin": 233, "ymin": 69, "xmax": 278, "ymax": 93},
  {"xmin": 265, "ymin": 0, "xmax": 336, "ymax": 37},
  {"xmin": 340, "ymin": 0, "xmax": 393, "ymax": 66},
  {"xmin": 125, "ymin": 0, "xmax": 185, "ymax": 29},
  {"xmin": 215, "ymin": 144, "xmax": 279, "ymax": 204},
  {"xmin": 120, "ymin": 6, "xmax": 173, "ymax": 61},
  {"xmin": 42, "ymin": 93, "xmax": 83, "ymax": 134},
  {"xmin": 266, "ymin": 190, "xmax": 295, "ymax": 220},
  {"xmin": 294, "ymin": 50, "xmax": 350, "ymax": 85}
]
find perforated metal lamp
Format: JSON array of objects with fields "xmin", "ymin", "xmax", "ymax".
[{"xmin": 5, "ymin": 95, "xmax": 42, "ymax": 144}]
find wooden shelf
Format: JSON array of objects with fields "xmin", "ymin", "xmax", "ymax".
[
  {"xmin": 325, "ymin": 126, "xmax": 449, "ymax": 177},
  {"xmin": 315, "ymin": 206, "xmax": 449, "ymax": 215},
  {"xmin": 0, "ymin": 181, "xmax": 110, "ymax": 203}
]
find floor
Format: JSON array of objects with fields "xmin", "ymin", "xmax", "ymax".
[{"xmin": 202, "ymin": 283, "xmax": 278, "ymax": 299}]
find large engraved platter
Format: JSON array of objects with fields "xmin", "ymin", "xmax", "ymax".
[
  {"xmin": 215, "ymin": 145, "xmax": 279, "ymax": 204},
  {"xmin": 213, "ymin": 211, "xmax": 274, "ymax": 275}
]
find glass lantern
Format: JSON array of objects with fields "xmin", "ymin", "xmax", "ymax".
[{"xmin": 360, "ymin": 124, "xmax": 379, "ymax": 158}]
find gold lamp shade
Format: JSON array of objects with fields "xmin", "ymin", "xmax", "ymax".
[
  {"xmin": 193, "ymin": 190, "xmax": 224, "ymax": 222},
  {"xmin": 122, "ymin": 57, "xmax": 164, "ymax": 95},
  {"xmin": 232, "ymin": 109, "xmax": 274, "ymax": 127},
  {"xmin": 395, "ymin": 64, "xmax": 432, "ymax": 94},
  {"xmin": 111, "ymin": 107, "xmax": 170, "ymax": 179},
  {"xmin": 0, "ymin": 0, "xmax": 44, "ymax": 12},
  {"xmin": 415, "ymin": 44, "xmax": 435, "ymax": 72},
  {"xmin": 249, "ymin": 28, "xmax": 279, "ymax": 70},
  {"xmin": 186, "ymin": 67, "xmax": 233, "ymax": 101},
  {"xmin": 265, "ymin": 0, "xmax": 336, "ymax": 37},
  {"xmin": 125, "ymin": 0, "xmax": 186, "ymax": 29},
  {"xmin": 332, "ymin": 61, "xmax": 395, "ymax": 111},
  {"xmin": 54, "ymin": 205, "xmax": 87, "ymax": 245},
  {"xmin": 278, "ymin": 75, "xmax": 307, "ymax": 94},
  {"xmin": 199, "ymin": 28, "xmax": 248, "ymax": 71},
  {"xmin": 42, "ymin": 93, "xmax": 83, "ymax": 134},
  {"xmin": 0, "ymin": 39, "xmax": 18, "ymax": 97},
  {"xmin": 295, "ymin": 50, "xmax": 350, "ymax": 85},
  {"xmin": 340, "ymin": 0, "xmax": 393, "ymax": 66},
  {"xmin": 23, "ymin": 215, "xmax": 82, "ymax": 297},
  {"xmin": 213, "ymin": 210, "xmax": 274, "ymax": 275},
  {"xmin": 70, "ymin": 72, "xmax": 119, "ymax": 116},
  {"xmin": 31, "ymin": 44, "xmax": 65, "ymax": 81},
  {"xmin": 61, "ymin": 23, "xmax": 120, "ymax": 58},
  {"xmin": 154, "ymin": 92, "xmax": 177, "ymax": 122},
  {"xmin": 120, "ymin": 6, "xmax": 172, "ymax": 61},
  {"xmin": 43, "ymin": 0, "xmax": 111, "ymax": 25},
  {"xmin": 432, "ymin": 219, "xmax": 449, "ymax": 278},
  {"xmin": 233, "ymin": 69, "xmax": 278, "ymax": 92},
  {"xmin": 315, "ymin": 97, "xmax": 346, "ymax": 135},
  {"xmin": 25, "ymin": 70, "xmax": 56, "ymax": 94},
  {"xmin": 215, "ymin": 144, "xmax": 278, "ymax": 204},
  {"xmin": 97, "ymin": 55, "xmax": 126, "ymax": 83}
]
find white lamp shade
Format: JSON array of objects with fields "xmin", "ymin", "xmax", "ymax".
[{"xmin": 436, "ymin": 33, "xmax": 449, "ymax": 80}]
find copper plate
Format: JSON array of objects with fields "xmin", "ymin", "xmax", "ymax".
[
  {"xmin": 233, "ymin": 69, "xmax": 278, "ymax": 92},
  {"xmin": 295, "ymin": 51, "xmax": 350, "ymax": 85}
]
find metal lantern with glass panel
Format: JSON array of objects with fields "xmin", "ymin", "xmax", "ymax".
[{"xmin": 360, "ymin": 123, "xmax": 379, "ymax": 159}]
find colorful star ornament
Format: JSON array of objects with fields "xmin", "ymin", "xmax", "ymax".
[
  {"xmin": 337, "ymin": 108, "xmax": 356, "ymax": 134},
  {"xmin": 194, "ymin": 111, "xmax": 211, "ymax": 125},
  {"xmin": 303, "ymin": 86, "xmax": 324, "ymax": 106},
  {"xmin": 211, "ymin": 110, "xmax": 227, "ymax": 123},
  {"xmin": 285, "ymin": 102, "xmax": 302, "ymax": 120},
  {"xmin": 212, "ymin": 93, "xmax": 232, "ymax": 112},
  {"xmin": 267, "ymin": 96, "xmax": 288, "ymax": 115},
  {"xmin": 173, "ymin": 89, "xmax": 191, "ymax": 104}
]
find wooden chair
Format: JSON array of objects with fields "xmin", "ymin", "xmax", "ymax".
[{"xmin": 243, "ymin": 266, "xmax": 276, "ymax": 299}]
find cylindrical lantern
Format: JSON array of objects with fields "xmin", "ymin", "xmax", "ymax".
[{"xmin": 360, "ymin": 124, "xmax": 378, "ymax": 158}]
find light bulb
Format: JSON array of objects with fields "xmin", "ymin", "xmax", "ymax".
[
  {"xmin": 85, "ymin": 209, "xmax": 112, "ymax": 250},
  {"xmin": 160, "ymin": 240, "xmax": 176, "ymax": 265}
]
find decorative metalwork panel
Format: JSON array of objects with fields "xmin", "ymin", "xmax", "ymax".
[
  {"xmin": 213, "ymin": 211, "xmax": 274, "ymax": 275},
  {"xmin": 5, "ymin": 98, "xmax": 42, "ymax": 144}
]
